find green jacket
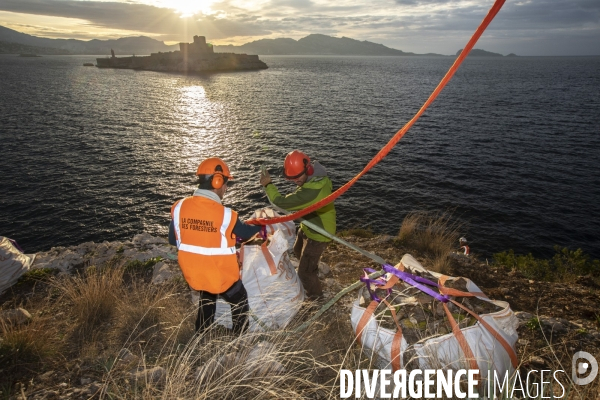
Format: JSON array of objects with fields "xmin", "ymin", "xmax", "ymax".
[{"xmin": 264, "ymin": 161, "xmax": 336, "ymax": 242}]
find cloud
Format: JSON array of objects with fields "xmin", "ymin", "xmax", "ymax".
[
  {"xmin": 0, "ymin": 0, "xmax": 598, "ymax": 54},
  {"xmin": 268, "ymin": 0, "xmax": 316, "ymax": 9}
]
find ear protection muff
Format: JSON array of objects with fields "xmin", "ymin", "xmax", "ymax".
[
  {"xmin": 304, "ymin": 158, "xmax": 314, "ymax": 176},
  {"xmin": 211, "ymin": 173, "xmax": 224, "ymax": 189}
]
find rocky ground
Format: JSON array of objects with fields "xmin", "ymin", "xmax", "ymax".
[{"xmin": 1, "ymin": 232, "xmax": 599, "ymax": 399}]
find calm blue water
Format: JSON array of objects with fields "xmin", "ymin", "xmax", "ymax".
[{"xmin": 1, "ymin": 54, "xmax": 599, "ymax": 259}]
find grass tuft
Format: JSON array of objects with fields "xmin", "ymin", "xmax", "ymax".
[
  {"xmin": 396, "ymin": 211, "xmax": 461, "ymax": 272},
  {"xmin": 50, "ymin": 267, "xmax": 124, "ymax": 340}
]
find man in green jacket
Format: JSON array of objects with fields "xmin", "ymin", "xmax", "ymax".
[{"xmin": 259, "ymin": 150, "xmax": 336, "ymax": 299}]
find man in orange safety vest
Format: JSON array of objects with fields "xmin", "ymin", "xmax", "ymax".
[{"xmin": 169, "ymin": 158, "xmax": 266, "ymax": 334}]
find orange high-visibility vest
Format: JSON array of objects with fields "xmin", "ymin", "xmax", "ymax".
[{"xmin": 171, "ymin": 196, "xmax": 239, "ymax": 294}]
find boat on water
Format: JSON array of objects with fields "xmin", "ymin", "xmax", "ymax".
[
  {"xmin": 83, "ymin": 63, "xmax": 95, "ymax": 66},
  {"xmin": 95, "ymin": 35, "xmax": 267, "ymax": 73}
]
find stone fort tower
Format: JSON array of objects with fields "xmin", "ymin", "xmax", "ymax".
[{"xmin": 178, "ymin": 36, "xmax": 214, "ymax": 58}]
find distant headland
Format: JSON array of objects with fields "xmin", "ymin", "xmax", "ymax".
[
  {"xmin": 0, "ymin": 25, "xmax": 443, "ymax": 57},
  {"xmin": 456, "ymin": 48, "xmax": 518, "ymax": 57},
  {"xmin": 0, "ymin": 25, "xmax": 519, "ymax": 58},
  {"xmin": 212, "ymin": 34, "xmax": 444, "ymax": 56},
  {"xmin": 95, "ymin": 35, "xmax": 267, "ymax": 73}
]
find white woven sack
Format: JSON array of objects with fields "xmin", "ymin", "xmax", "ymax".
[
  {"xmin": 0, "ymin": 237, "xmax": 35, "ymax": 295},
  {"xmin": 250, "ymin": 207, "xmax": 296, "ymax": 250},
  {"xmin": 351, "ymin": 254, "xmax": 519, "ymax": 380},
  {"xmin": 215, "ymin": 229, "xmax": 304, "ymax": 331}
]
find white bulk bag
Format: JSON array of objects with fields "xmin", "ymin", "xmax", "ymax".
[
  {"xmin": 250, "ymin": 208, "xmax": 297, "ymax": 250},
  {"xmin": 215, "ymin": 229, "xmax": 304, "ymax": 331},
  {"xmin": 351, "ymin": 254, "xmax": 519, "ymax": 381},
  {"xmin": 0, "ymin": 237, "xmax": 35, "ymax": 295}
]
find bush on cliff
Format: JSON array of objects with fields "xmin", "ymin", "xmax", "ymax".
[{"xmin": 493, "ymin": 246, "xmax": 600, "ymax": 282}]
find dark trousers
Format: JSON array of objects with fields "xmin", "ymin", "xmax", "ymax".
[
  {"xmin": 196, "ymin": 279, "xmax": 249, "ymax": 334},
  {"xmin": 293, "ymin": 228, "xmax": 329, "ymax": 299}
]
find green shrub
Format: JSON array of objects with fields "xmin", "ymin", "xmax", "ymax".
[
  {"xmin": 338, "ymin": 227, "xmax": 375, "ymax": 238},
  {"xmin": 526, "ymin": 317, "xmax": 541, "ymax": 331},
  {"xmin": 124, "ymin": 257, "xmax": 162, "ymax": 273},
  {"xmin": 493, "ymin": 247, "xmax": 600, "ymax": 282},
  {"xmin": 17, "ymin": 268, "xmax": 57, "ymax": 285},
  {"xmin": 551, "ymin": 246, "xmax": 600, "ymax": 278}
]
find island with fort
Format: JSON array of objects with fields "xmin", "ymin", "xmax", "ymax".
[{"xmin": 96, "ymin": 35, "xmax": 268, "ymax": 72}]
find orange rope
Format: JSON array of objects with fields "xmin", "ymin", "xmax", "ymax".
[{"xmin": 249, "ymin": 0, "xmax": 506, "ymax": 226}]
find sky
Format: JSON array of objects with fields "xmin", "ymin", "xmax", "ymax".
[{"xmin": 0, "ymin": 0, "xmax": 599, "ymax": 56}]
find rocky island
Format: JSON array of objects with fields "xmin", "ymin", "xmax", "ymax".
[{"xmin": 96, "ymin": 35, "xmax": 268, "ymax": 73}]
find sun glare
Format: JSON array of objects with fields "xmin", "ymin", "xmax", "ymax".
[
  {"xmin": 151, "ymin": 0, "xmax": 217, "ymax": 17},
  {"xmin": 176, "ymin": 0, "xmax": 217, "ymax": 16}
]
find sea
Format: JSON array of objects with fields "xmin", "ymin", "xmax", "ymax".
[{"xmin": 1, "ymin": 54, "xmax": 599, "ymax": 260}]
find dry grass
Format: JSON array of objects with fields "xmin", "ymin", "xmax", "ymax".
[
  {"xmin": 50, "ymin": 266, "xmax": 125, "ymax": 342},
  {"xmin": 1, "ymin": 264, "xmax": 333, "ymax": 399},
  {"xmin": 0, "ymin": 316, "xmax": 59, "ymax": 369},
  {"xmin": 110, "ymin": 280, "xmax": 192, "ymax": 349},
  {"xmin": 161, "ymin": 329, "xmax": 331, "ymax": 399},
  {"xmin": 99, "ymin": 305, "xmax": 337, "ymax": 399},
  {"xmin": 397, "ymin": 211, "xmax": 462, "ymax": 272}
]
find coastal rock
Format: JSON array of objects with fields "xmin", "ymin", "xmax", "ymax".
[
  {"xmin": 32, "ymin": 247, "xmax": 85, "ymax": 272},
  {"xmin": 318, "ymin": 262, "xmax": 331, "ymax": 278},
  {"xmin": 333, "ymin": 262, "xmax": 349, "ymax": 270},
  {"xmin": 514, "ymin": 311, "xmax": 534, "ymax": 321},
  {"xmin": 245, "ymin": 341, "xmax": 285, "ymax": 376},
  {"xmin": 527, "ymin": 356, "xmax": 547, "ymax": 368},
  {"xmin": 131, "ymin": 366, "xmax": 166, "ymax": 384},
  {"xmin": 151, "ymin": 261, "xmax": 182, "ymax": 285},
  {"xmin": 91, "ymin": 241, "xmax": 124, "ymax": 266},
  {"xmin": 0, "ymin": 307, "xmax": 32, "ymax": 326},
  {"xmin": 540, "ymin": 317, "xmax": 568, "ymax": 334},
  {"xmin": 28, "ymin": 234, "xmax": 174, "ymax": 276},
  {"xmin": 39, "ymin": 370, "xmax": 55, "ymax": 382},
  {"xmin": 132, "ymin": 233, "xmax": 167, "ymax": 247},
  {"xmin": 118, "ymin": 348, "xmax": 139, "ymax": 365}
]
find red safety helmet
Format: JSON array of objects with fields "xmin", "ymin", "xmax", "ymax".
[
  {"xmin": 196, "ymin": 158, "xmax": 233, "ymax": 189},
  {"xmin": 283, "ymin": 150, "xmax": 313, "ymax": 180}
]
